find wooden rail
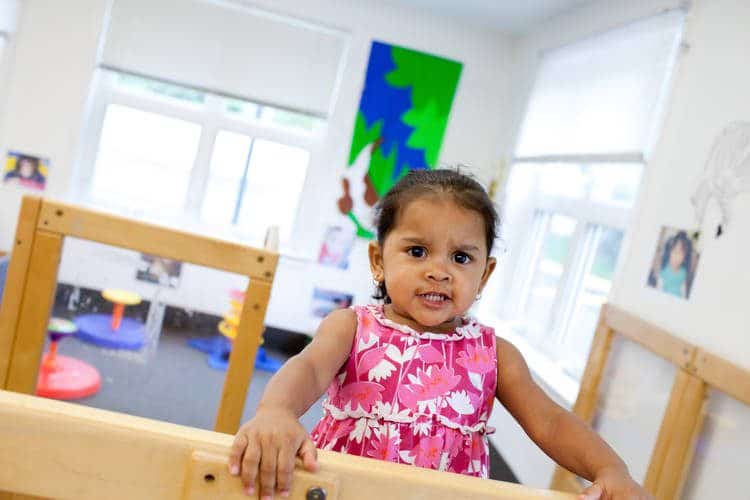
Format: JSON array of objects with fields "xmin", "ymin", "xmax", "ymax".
[{"xmin": 0, "ymin": 390, "xmax": 576, "ymax": 500}]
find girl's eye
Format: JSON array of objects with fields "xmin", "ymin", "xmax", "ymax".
[
  {"xmin": 453, "ymin": 252, "xmax": 472, "ymax": 264},
  {"xmin": 407, "ymin": 246, "xmax": 426, "ymax": 258}
]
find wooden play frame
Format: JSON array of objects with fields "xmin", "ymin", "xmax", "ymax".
[
  {"xmin": 550, "ymin": 304, "xmax": 750, "ymax": 499},
  {"xmin": 0, "ymin": 196, "xmax": 279, "ymax": 435},
  {"xmin": 0, "ymin": 389, "xmax": 578, "ymax": 500}
]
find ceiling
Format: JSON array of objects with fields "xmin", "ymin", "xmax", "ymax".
[{"xmin": 384, "ymin": 0, "xmax": 596, "ymax": 35}]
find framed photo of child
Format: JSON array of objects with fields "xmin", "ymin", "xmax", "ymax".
[
  {"xmin": 3, "ymin": 151, "xmax": 49, "ymax": 191},
  {"xmin": 646, "ymin": 226, "xmax": 701, "ymax": 299}
]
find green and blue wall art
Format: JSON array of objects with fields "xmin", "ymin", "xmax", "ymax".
[{"xmin": 337, "ymin": 41, "xmax": 463, "ymax": 238}]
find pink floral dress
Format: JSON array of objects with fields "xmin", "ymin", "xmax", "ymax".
[{"xmin": 310, "ymin": 304, "xmax": 497, "ymax": 478}]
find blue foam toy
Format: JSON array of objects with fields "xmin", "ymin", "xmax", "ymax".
[
  {"xmin": 74, "ymin": 314, "xmax": 145, "ymax": 350},
  {"xmin": 187, "ymin": 334, "xmax": 282, "ymax": 373},
  {"xmin": 0, "ymin": 255, "xmax": 9, "ymax": 306}
]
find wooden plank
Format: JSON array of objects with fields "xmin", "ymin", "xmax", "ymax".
[
  {"xmin": 604, "ymin": 305, "xmax": 694, "ymax": 367},
  {"xmin": 182, "ymin": 451, "xmax": 340, "ymax": 500},
  {"xmin": 693, "ymin": 349, "xmax": 750, "ymax": 405},
  {"xmin": 5, "ymin": 231, "xmax": 63, "ymax": 394},
  {"xmin": 0, "ymin": 390, "xmax": 576, "ymax": 500},
  {"xmin": 644, "ymin": 366, "xmax": 694, "ymax": 493},
  {"xmin": 37, "ymin": 200, "xmax": 278, "ymax": 282},
  {"xmin": 653, "ymin": 371, "xmax": 707, "ymax": 500},
  {"xmin": 0, "ymin": 197, "xmax": 42, "ymax": 388},
  {"xmin": 214, "ymin": 280, "xmax": 272, "ymax": 434},
  {"xmin": 550, "ymin": 306, "xmax": 614, "ymax": 491}
]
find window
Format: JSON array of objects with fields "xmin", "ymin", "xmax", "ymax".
[
  {"xmin": 78, "ymin": 70, "xmax": 324, "ymax": 247},
  {"xmin": 482, "ymin": 11, "xmax": 684, "ymax": 392}
]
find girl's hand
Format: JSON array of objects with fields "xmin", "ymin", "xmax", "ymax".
[
  {"xmin": 229, "ymin": 408, "xmax": 318, "ymax": 499},
  {"xmin": 578, "ymin": 466, "xmax": 653, "ymax": 500}
]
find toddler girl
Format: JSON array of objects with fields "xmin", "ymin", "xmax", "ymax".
[{"xmin": 230, "ymin": 169, "xmax": 650, "ymax": 500}]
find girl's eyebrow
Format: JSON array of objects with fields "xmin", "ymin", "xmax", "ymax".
[
  {"xmin": 455, "ymin": 244, "xmax": 480, "ymax": 253},
  {"xmin": 400, "ymin": 237, "xmax": 428, "ymax": 245}
]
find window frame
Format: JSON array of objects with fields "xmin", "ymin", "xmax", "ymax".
[
  {"xmin": 74, "ymin": 70, "xmax": 323, "ymax": 249},
  {"xmin": 483, "ymin": 159, "xmax": 638, "ymax": 403}
]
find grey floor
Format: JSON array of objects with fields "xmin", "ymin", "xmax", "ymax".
[
  {"xmin": 46, "ymin": 328, "xmax": 324, "ymax": 431},
  {"xmin": 46, "ymin": 326, "xmax": 517, "ymax": 483}
]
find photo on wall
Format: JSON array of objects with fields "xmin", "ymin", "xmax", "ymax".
[
  {"xmin": 310, "ymin": 287, "xmax": 354, "ymax": 318},
  {"xmin": 136, "ymin": 254, "xmax": 182, "ymax": 289},
  {"xmin": 318, "ymin": 225, "xmax": 356, "ymax": 270},
  {"xmin": 646, "ymin": 226, "xmax": 701, "ymax": 299},
  {"xmin": 3, "ymin": 151, "xmax": 49, "ymax": 191}
]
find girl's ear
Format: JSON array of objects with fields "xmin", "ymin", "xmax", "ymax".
[
  {"xmin": 478, "ymin": 256, "xmax": 497, "ymax": 293},
  {"xmin": 368, "ymin": 241, "xmax": 385, "ymax": 282}
]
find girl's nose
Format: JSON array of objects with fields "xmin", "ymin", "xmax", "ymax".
[{"xmin": 426, "ymin": 266, "xmax": 451, "ymax": 282}]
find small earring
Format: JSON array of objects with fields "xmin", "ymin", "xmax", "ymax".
[{"xmin": 475, "ymin": 293, "xmax": 482, "ymax": 301}]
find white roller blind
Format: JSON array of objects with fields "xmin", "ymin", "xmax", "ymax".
[
  {"xmin": 101, "ymin": 0, "xmax": 348, "ymax": 117},
  {"xmin": 515, "ymin": 10, "xmax": 684, "ymax": 159}
]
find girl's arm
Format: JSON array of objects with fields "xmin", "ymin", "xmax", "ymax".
[
  {"xmin": 229, "ymin": 308, "xmax": 357, "ymax": 498},
  {"xmin": 495, "ymin": 338, "xmax": 652, "ymax": 500}
]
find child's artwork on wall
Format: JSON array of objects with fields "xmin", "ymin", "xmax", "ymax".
[
  {"xmin": 337, "ymin": 41, "xmax": 463, "ymax": 238},
  {"xmin": 318, "ymin": 225, "xmax": 356, "ymax": 270},
  {"xmin": 3, "ymin": 151, "xmax": 48, "ymax": 190},
  {"xmin": 310, "ymin": 287, "xmax": 353, "ymax": 318},
  {"xmin": 136, "ymin": 254, "xmax": 182, "ymax": 289},
  {"xmin": 691, "ymin": 121, "xmax": 750, "ymax": 237},
  {"xmin": 646, "ymin": 226, "xmax": 701, "ymax": 299}
]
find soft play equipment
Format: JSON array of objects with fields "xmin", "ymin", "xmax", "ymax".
[
  {"xmin": 36, "ymin": 317, "xmax": 101, "ymax": 400},
  {"xmin": 0, "ymin": 254, "xmax": 8, "ymax": 305},
  {"xmin": 74, "ymin": 288, "xmax": 146, "ymax": 350},
  {"xmin": 188, "ymin": 289, "xmax": 282, "ymax": 373}
]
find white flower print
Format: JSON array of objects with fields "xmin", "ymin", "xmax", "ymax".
[
  {"xmin": 386, "ymin": 344, "xmax": 417, "ymax": 364},
  {"xmin": 468, "ymin": 372, "xmax": 483, "ymax": 391},
  {"xmin": 446, "ymin": 390, "xmax": 475, "ymax": 415},
  {"xmin": 407, "ymin": 373, "xmax": 422, "ymax": 385},
  {"xmin": 357, "ymin": 335, "xmax": 378, "ymax": 353},
  {"xmin": 368, "ymin": 359, "xmax": 397, "ymax": 382},
  {"xmin": 350, "ymin": 417, "xmax": 373, "ymax": 444},
  {"xmin": 412, "ymin": 420, "xmax": 431, "ymax": 436},
  {"xmin": 399, "ymin": 450, "xmax": 415, "ymax": 464},
  {"xmin": 438, "ymin": 452, "xmax": 450, "ymax": 472}
]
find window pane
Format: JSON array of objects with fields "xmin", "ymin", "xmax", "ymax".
[
  {"xmin": 522, "ymin": 214, "xmax": 577, "ymax": 348},
  {"xmin": 200, "ymin": 131, "xmax": 252, "ymax": 225},
  {"xmin": 560, "ymin": 226, "xmax": 623, "ymax": 378},
  {"xmin": 90, "ymin": 105, "xmax": 201, "ymax": 217},
  {"xmin": 236, "ymin": 139, "xmax": 310, "ymax": 243}
]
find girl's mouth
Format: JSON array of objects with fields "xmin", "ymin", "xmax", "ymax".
[{"xmin": 418, "ymin": 292, "xmax": 451, "ymax": 304}]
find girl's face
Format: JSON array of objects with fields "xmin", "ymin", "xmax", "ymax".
[
  {"xmin": 669, "ymin": 239, "xmax": 686, "ymax": 270},
  {"xmin": 369, "ymin": 196, "xmax": 496, "ymax": 332}
]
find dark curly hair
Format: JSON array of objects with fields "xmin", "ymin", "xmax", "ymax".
[{"xmin": 372, "ymin": 168, "xmax": 499, "ymax": 303}]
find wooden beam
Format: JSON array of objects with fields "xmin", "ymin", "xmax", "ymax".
[
  {"xmin": 693, "ymin": 349, "xmax": 750, "ymax": 405},
  {"xmin": 604, "ymin": 305, "xmax": 694, "ymax": 367},
  {"xmin": 37, "ymin": 200, "xmax": 278, "ymax": 282},
  {"xmin": 0, "ymin": 197, "xmax": 42, "ymax": 388},
  {"xmin": 214, "ymin": 280, "xmax": 272, "ymax": 434},
  {"xmin": 0, "ymin": 390, "xmax": 576, "ymax": 500},
  {"xmin": 651, "ymin": 370, "xmax": 707, "ymax": 500},
  {"xmin": 5, "ymin": 231, "xmax": 63, "ymax": 394}
]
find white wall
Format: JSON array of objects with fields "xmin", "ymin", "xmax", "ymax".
[
  {"xmin": 486, "ymin": 0, "xmax": 750, "ymax": 491},
  {"xmin": 0, "ymin": 0, "xmax": 515, "ymax": 333}
]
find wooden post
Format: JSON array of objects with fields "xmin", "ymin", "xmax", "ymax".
[
  {"xmin": 5, "ymin": 231, "xmax": 64, "ymax": 395},
  {"xmin": 214, "ymin": 279, "xmax": 273, "ymax": 434},
  {"xmin": 0, "ymin": 197, "xmax": 42, "ymax": 388}
]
